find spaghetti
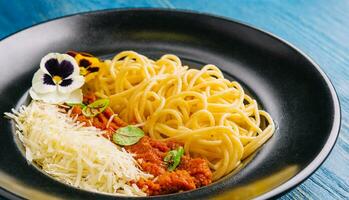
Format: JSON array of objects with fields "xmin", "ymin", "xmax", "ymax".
[{"xmin": 84, "ymin": 51, "xmax": 275, "ymax": 180}]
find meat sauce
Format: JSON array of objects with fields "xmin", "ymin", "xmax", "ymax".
[
  {"xmin": 69, "ymin": 94, "xmax": 127, "ymax": 140},
  {"xmin": 127, "ymin": 136, "xmax": 212, "ymax": 195},
  {"xmin": 69, "ymin": 94, "xmax": 212, "ymax": 195}
]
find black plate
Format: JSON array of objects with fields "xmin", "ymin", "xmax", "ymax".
[{"xmin": 0, "ymin": 9, "xmax": 340, "ymax": 200}]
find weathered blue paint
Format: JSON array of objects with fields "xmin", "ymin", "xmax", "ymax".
[{"xmin": 0, "ymin": 0, "xmax": 348, "ymax": 199}]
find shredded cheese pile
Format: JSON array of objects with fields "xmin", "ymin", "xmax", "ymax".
[{"xmin": 5, "ymin": 101, "xmax": 152, "ymax": 196}]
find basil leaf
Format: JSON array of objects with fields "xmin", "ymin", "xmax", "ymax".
[
  {"xmin": 82, "ymin": 99, "xmax": 109, "ymax": 117},
  {"xmin": 113, "ymin": 125, "xmax": 144, "ymax": 146},
  {"xmin": 67, "ymin": 103, "xmax": 86, "ymax": 108},
  {"xmin": 89, "ymin": 98, "xmax": 110, "ymax": 109},
  {"xmin": 164, "ymin": 146, "xmax": 184, "ymax": 171}
]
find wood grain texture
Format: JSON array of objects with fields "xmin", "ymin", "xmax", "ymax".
[{"xmin": 0, "ymin": 0, "xmax": 348, "ymax": 199}]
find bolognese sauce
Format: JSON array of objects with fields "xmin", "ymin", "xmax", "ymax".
[
  {"xmin": 69, "ymin": 94, "xmax": 212, "ymax": 195},
  {"xmin": 127, "ymin": 136, "xmax": 212, "ymax": 195}
]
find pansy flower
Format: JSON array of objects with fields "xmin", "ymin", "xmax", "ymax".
[
  {"xmin": 29, "ymin": 53, "xmax": 85, "ymax": 104},
  {"xmin": 67, "ymin": 51, "xmax": 104, "ymax": 82}
]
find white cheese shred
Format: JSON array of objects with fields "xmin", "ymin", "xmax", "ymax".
[
  {"xmin": 5, "ymin": 101, "xmax": 152, "ymax": 196},
  {"xmin": 106, "ymin": 114, "xmax": 117, "ymax": 129}
]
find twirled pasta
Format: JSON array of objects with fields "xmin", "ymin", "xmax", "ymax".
[{"xmin": 84, "ymin": 51, "xmax": 275, "ymax": 180}]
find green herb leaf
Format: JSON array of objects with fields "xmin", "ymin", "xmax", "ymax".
[
  {"xmin": 67, "ymin": 103, "xmax": 86, "ymax": 108},
  {"xmin": 113, "ymin": 125, "xmax": 145, "ymax": 146},
  {"xmin": 164, "ymin": 146, "xmax": 184, "ymax": 171},
  {"xmin": 82, "ymin": 99, "xmax": 109, "ymax": 117}
]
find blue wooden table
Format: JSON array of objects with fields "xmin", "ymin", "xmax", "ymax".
[{"xmin": 0, "ymin": 0, "xmax": 348, "ymax": 199}]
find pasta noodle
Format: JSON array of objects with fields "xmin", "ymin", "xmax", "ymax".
[{"xmin": 84, "ymin": 51, "xmax": 275, "ymax": 180}]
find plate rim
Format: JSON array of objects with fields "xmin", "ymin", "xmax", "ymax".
[{"xmin": 0, "ymin": 8, "xmax": 341, "ymax": 200}]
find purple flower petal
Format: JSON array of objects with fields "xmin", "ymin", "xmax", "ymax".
[
  {"xmin": 87, "ymin": 67, "xmax": 99, "ymax": 73},
  {"xmin": 79, "ymin": 59, "xmax": 91, "ymax": 68},
  {"xmin": 43, "ymin": 74, "xmax": 55, "ymax": 85},
  {"xmin": 60, "ymin": 78, "xmax": 73, "ymax": 87},
  {"xmin": 59, "ymin": 60, "xmax": 74, "ymax": 78},
  {"xmin": 45, "ymin": 58, "xmax": 60, "ymax": 76},
  {"xmin": 80, "ymin": 52, "xmax": 93, "ymax": 57},
  {"xmin": 66, "ymin": 51, "xmax": 77, "ymax": 57},
  {"xmin": 44, "ymin": 58, "xmax": 74, "ymax": 79}
]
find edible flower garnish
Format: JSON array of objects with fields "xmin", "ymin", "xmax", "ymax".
[
  {"xmin": 113, "ymin": 125, "xmax": 145, "ymax": 146},
  {"xmin": 67, "ymin": 51, "xmax": 104, "ymax": 82},
  {"xmin": 29, "ymin": 53, "xmax": 84, "ymax": 104},
  {"xmin": 164, "ymin": 147, "xmax": 184, "ymax": 171}
]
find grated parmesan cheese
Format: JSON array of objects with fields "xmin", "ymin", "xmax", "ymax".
[{"xmin": 5, "ymin": 101, "xmax": 152, "ymax": 196}]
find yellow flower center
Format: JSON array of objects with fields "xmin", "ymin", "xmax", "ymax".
[
  {"xmin": 80, "ymin": 67, "xmax": 88, "ymax": 76},
  {"xmin": 52, "ymin": 76, "xmax": 62, "ymax": 84}
]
